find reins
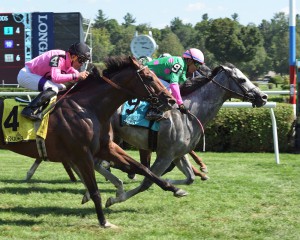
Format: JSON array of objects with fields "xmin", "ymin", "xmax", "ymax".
[
  {"xmin": 180, "ymin": 65, "xmax": 258, "ymax": 152},
  {"xmin": 209, "ymin": 67, "xmax": 256, "ymax": 101},
  {"xmin": 186, "ymin": 110, "xmax": 206, "ymax": 152},
  {"xmin": 101, "ymin": 64, "xmax": 166, "ymax": 105}
]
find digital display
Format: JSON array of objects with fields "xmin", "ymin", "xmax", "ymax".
[{"xmin": 0, "ymin": 13, "xmax": 29, "ymax": 84}]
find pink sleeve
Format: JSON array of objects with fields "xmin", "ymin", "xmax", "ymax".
[
  {"xmin": 51, "ymin": 68, "xmax": 79, "ymax": 83},
  {"xmin": 170, "ymin": 83, "xmax": 183, "ymax": 105}
]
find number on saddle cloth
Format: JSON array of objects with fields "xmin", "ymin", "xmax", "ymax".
[
  {"xmin": 121, "ymin": 99, "xmax": 160, "ymax": 131},
  {"xmin": 2, "ymin": 97, "xmax": 56, "ymax": 143}
]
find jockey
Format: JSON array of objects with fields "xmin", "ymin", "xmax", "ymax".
[
  {"xmin": 138, "ymin": 56, "xmax": 152, "ymax": 65},
  {"xmin": 158, "ymin": 53, "xmax": 171, "ymax": 58},
  {"xmin": 17, "ymin": 42, "xmax": 91, "ymax": 121},
  {"xmin": 145, "ymin": 48, "xmax": 205, "ymax": 120}
]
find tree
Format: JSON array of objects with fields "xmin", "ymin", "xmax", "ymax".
[
  {"xmin": 91, "ymin": 28, "xmax": 114, "ymax": 62},
  {"xmin": 170, "ymin": 17, "xmax": 196, "ymax": 48},
  {"xmin": 231, "ymin": 13, "xmax": 239, "ymax": 22},
  {"xmin": 206, "ymin": 18, "xmax": 263, "ymax": 65},
  {"xmin": 122, "ymin": 13, "xmax": 136, "ymax": 27},
  {"xmin": 93, "ymin": 10, "xmax": 108, "ymax": 29},
  {"xmin": 157, "ymin": 28, "xmax": 184, "ymax": 56}
]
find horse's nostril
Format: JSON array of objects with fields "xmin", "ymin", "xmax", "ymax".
[{"xmin": 262, "ymin": 95, "xmax": 268, "ymax": 100}]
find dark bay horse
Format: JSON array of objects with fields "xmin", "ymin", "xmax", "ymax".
[
  {"xmin": 104, "ymin": 64, "xmax": 268, "ymax": 207},
  {"xmin": 0, "ymin": 56, "xmax": 188, "ymax": 228}
]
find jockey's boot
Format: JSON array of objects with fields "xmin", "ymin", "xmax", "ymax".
[
  {"xmin": 21, "ymin": 88, "xmax": 57, "ymax": 121},
  {"xmin": 145, "ymin": 107, "xmax": 164, "ymax": 121}
]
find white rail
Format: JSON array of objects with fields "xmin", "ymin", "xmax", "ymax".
[{"xmin": 222, "ymin": 102, "xmax": 279, "ymax": 164}]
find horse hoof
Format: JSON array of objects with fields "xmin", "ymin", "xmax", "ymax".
[
  {"xmin": 127, "ymin": 174, "xmax": 137, "ymax": 180},
  {"xmin": 105, "ymin": 197, "xmax": 114, "ymax": 208},
  {"xmin": 200, "ymin": 167, "xmax": 208, "ymax": 173},
  {"xmin": 174, "ymin": 189, "xmax": 188, "ymax": 197},
  {"xmin": 201, "ymin": 175, "xmax": 210, "ymax": 181},
  {"xmin": 101, "ymin": 221, "xmax": 118, "ymax": 229},
  {"xmin": 81, "ymin": 194, "xmax": 90, "ymax": 204}
]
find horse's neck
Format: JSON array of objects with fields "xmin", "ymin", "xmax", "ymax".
[
  {"xmin": 69, "ymin": 81, "xmax": 129, "ymax": 121},
  {"xmin": 184, "ymin": 81, "xmax": 229, "ymax": 126}
]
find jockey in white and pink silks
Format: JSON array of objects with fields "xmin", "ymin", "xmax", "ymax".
[
  {"xmin": 17, "ymin": 42, "xmax": 91, "ymax": 121},
  {"xmin": 145, "ymin": 48, "xmax": 205, "ymax": 120}
]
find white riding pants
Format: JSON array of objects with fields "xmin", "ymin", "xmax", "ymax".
[{"xmin": 17, "ymin": 66, "xmax": 66, "ymax": 93}]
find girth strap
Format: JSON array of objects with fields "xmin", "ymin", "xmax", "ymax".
[{"xmin": 34, "ymin": 121, "xmax": 48, "ymax": 160}]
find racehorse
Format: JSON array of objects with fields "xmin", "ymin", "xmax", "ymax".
[
  {"xmin": 0, "ymin": 56, "xmax": 189, "ymax": 228},
  {"xmin": 104, "ymin": 63, "xmax": 268, "ymax": 207}
]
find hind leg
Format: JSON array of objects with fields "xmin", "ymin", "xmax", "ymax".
[
  {"xmin": 98, "ymin": 141, "xmax": 187, "ymax": 206},
  {"xmin": 105, "ymin": 153, "xmax": 188, "ymax": 208},
  {"xmin": 189, "ymin": 150, "xmax": 208, "ymax": 173}
]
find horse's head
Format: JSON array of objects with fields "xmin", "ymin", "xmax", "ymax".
[
  {"xmin": 211, "ymin": 64, "xmax": 268, "ymax": 107},
  {"xmin": 129, "ymin": 56, "xmax": 176, "ymax": 110},
  {"xmin": 103, "ymin": 56, "xmax": 175, "ymax": 111}
]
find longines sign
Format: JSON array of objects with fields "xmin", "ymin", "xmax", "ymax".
[{"xmin": 32, "ymin": 12, "xmax": 54, "ymax": 57}]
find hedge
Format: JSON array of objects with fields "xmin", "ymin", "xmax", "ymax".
[{"xmin": 198, "ymin": 103, "xmax": 295, "ymax": 153}]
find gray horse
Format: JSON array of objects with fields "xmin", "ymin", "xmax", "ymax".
[{"xmin": 104, "ymin": 64, "xmax": 268, "ymax": 207}]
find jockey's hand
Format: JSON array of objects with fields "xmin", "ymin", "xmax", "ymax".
[
  {"xmin": 78, "ymin": 71, "xmax": 89, "ymax": 80},
  {"xmin": 179, "ymin": 104, "xmax": 188, "ymax": 114}
]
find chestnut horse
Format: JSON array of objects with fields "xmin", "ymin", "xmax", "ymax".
[{"xmin": 0, "ymin": 56, "xmax": 188, "ymax": 228}]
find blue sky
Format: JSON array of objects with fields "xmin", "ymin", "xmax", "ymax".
[{"xmin": 1, "ymin": 0, "xmax": 299, "ymax": 28}]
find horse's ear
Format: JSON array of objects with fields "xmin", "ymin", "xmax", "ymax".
[
  {"xmin": 129, "ymin": 56, "xmax": 139, "ymax": 68},
  {"xmin": 129, "ymin": 56, "xmax": 137, "ymax": 63}
]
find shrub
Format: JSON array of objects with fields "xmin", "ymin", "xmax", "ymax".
[{"xmin": 199, "ymin": 103, "xmax": 295, "ymax": 152}]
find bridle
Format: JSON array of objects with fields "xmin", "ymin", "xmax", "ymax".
[
  {"xmin": 209, "ymin": 66, "xmax": 257, "ymax": 102},
  {"xmin": 101, "ymin": 60, "xmax": 168, "ymax": 105}
]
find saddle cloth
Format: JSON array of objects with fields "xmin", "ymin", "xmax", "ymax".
[
  {"xmin": 121, "ymin": 99, "xmax": 160, "ymax": 131},
  {"xmin": 2, "ymin": 99, "xmax": 52, "ymax": 143}
]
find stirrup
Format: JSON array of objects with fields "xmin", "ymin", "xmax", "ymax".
[{"xmin": 21, "ymin": 107, "xmax": 43, "ymax": 121}]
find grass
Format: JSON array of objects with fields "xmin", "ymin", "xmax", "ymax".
[{"xmin": 0, "ymin": 150, "xmax": 299, "ymax": 240}]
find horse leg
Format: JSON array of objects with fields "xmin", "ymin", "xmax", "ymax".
[
  {"xmin": 191, "ymin": 165, "xmax": 209, "ymax": 180},
  {"xmin": 99, "ymin": 142, "xmax": 187, "ymax": 207},
  {"xmin": 94, "ymin": 161, "xmax": 124, "ymax": 197},
  {"xmin": 128, "ymin": 149, "xmax": 152, "ymax": 180},
  {"xmin": 62, "ymin": 162, "xmax": 77, "ymax": 182},
  {"xmin": 25, "ymin": 158, "xmax": 42, "ymax": 181},
  {"xmin": 105, "ymin": 152, "xmax": 187, "ymax": 208},
  {"xmin": 165, "ymin": 155, "xmax": 196, "ymax": 185},
  {"xmin": 139, "ymin": 149, "xmax": 152, "ymax": 167},
  {"xmin": 189, "ymin": 150, "xmax": 208, "ymax": 173}
]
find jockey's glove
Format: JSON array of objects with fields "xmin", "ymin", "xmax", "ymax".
[{"xmin": 179, "ymin": 104, "xmax": 188, "ymax": 114}]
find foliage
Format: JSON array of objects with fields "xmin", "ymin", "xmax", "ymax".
[
  {"xmin": 202, "ymin": 103, "xmax": 295, "ymax": 152},
  {"xmin": 91, "ymin": 9, "xmax": 297, "ymax": 79},
  {"xmin": 0, "ymin": 151, "xmax": 299, "ymax": 239}
]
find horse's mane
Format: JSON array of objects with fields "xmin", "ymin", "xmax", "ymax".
[
  {"xmin": 180, "ymin": 63, "xmax": 235, "ymax": 96},
  {"xmin": 57, "ymin": 56, "xmax": 133, "ymax": 96},
  {"xmin": 211, "ymin": 63, "xmax": 236, "ymax": 77},
  {"xmin": 103, "ymin": 55, "xmax": 132, "ymax": 76}
]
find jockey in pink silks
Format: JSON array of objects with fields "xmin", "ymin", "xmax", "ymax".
[{"xmin": 17, "ymin": 42, "xmax": 91, "ymax": 120}]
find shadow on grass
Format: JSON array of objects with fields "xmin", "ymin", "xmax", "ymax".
[
  {"xmin": 0, "ymin": 218, "xmax": 41, "ymax": 226},
  {"xmin": 0, "ymin": 186, "xmax": 118, "ymax": 195},
  {"xmin": 0, "ymin": 206, "xmax": 137, "ymax": 225}
]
